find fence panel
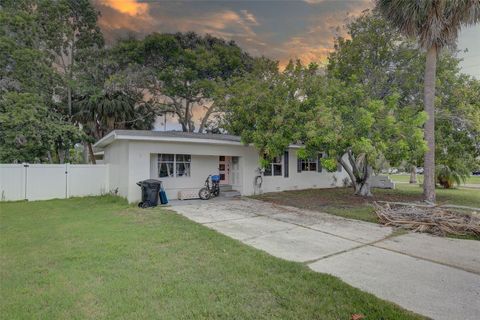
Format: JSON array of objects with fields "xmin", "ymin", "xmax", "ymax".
[
  {"xmin": 68, "ymin": 164, "xmax": 108, "ymax": 197},
  {"xmin": 26, "ymin": 164, "xmax": 67, "ymax": 201},
  {"xmin": 0, "ymin": 163, "xmax": 109, "ymax": 201},
  {"xmin": 0, "ymin": 164, "xmax": 25, "ymax": 201}
]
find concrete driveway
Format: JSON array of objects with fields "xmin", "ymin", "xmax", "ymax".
[{"xmin": 171, "ymin": 198, "xmax": 480, "ymax": 320}]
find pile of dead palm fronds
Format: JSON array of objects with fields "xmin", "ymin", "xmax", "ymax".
[{"xmin": 373, "ymin": 201, "xmax": 480, "ymax": 237}]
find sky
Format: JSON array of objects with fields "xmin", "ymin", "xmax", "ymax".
[{"xmin": 93, "ymin": 0, "xmax": 480, "ymax": 79}]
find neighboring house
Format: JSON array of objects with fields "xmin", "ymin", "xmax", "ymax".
[{"xmin": 94, "ymin": 130, "xmax": 350, "ymax": 203}]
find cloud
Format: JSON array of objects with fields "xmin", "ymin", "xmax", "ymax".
[
  {"xmin": 94, "ymin": 0, "xmax": 154, "ymax": 41},
  {"xmin": 95, "ymin": 1, "xmax": 265, "ymax": 47},
  {"xmin": 96, "ymin": 1, "xmax": 270, "ymax": 58},
  {"xmin": 277, "ymin": 0, "xmax": 372, "ymax": 67},
  {"xmin": 303, "ymin": 0, "xmax": 327, "ymax": 3},
  {"xmin": 93, "ymin": 0, "xmax": 372, "ymax": 68},
  {"xmin": 100, "ymin": 0, "xmax": 149, "ymax": 16},
  {"xmin": 240, "ymin": 9, "xmax": 259, "ymax": 25}
]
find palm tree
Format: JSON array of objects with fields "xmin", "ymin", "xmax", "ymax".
[
  {"xmin": 74, "ymin": 91, "xmax": 136, "ymax": 163},
  {"xmin": 375, "ymin": 0, "xmax": 480, "ymax": 203}
]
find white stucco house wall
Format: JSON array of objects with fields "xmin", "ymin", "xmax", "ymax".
[{"xmin": 94, "ymin": 130, "xmax": 351, "ymax": 203}]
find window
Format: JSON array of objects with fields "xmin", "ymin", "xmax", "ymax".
[
  {"xmin": 158, "ymin": 154, "xmax": 191, "ymax": 178},
  {"xmin": 300, "ymin": 158, "xmax": 317, "ymax": 172},
  {"xmin": 158, "ymin": 154, "xmax": 174, "ymax": 178},
  {"xmin": 264, "ymin": 156, "xmax": 282, "ymax": 176},
  {"xmin": 175, "ymin": 154, "xmax": 191, "ymax": 177}
]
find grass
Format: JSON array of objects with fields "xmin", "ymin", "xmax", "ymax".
[
  {"xmin": 0, "ymin": 196, "xmax": 422, "ymax": 319},
  {"xmin": 388, "ymin": 174, "xmax": 480, "ymax": 185},
  {"xmin": 254, "ymin": 184, "xmax": 480, "ymax": 224}
]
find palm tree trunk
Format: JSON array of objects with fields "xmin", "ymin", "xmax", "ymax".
[
  {"xmin": 423, "ymin": 45, "xmax": 437, "ymax": 203},
  {"xmin": 409, "ymin": 165, "xmax": 417, "ymax": 184}
]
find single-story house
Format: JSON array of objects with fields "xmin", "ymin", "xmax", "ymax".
[{"xmin": 94, "ymin": 130, "xmax": 351, "ymax": 203}]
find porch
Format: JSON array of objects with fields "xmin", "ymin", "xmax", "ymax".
[{"xmin": 149, "ymin": 153, "xmax": 243, "ymax": 200}]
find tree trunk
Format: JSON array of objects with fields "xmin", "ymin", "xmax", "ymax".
[
  {"xmin": 423, "ymin": 45, "xmax": 437, "ymax": 203},
  {"xmin": 198, "ymin": 103, "xmax": 216, "ymax": 133},
  {"xmin": 354, "ymin": 164, "xmax": 373, "ymax": 197},
  {"xmin": 409, "ymin": 166, "xmax": 417, "ymax": 184},
  {"xmin": 82, "ymin": 142, "xmax": 89, "ymax": 163},
  {"xmin": 67, "ymin": 86, "xmax": 72, "ymax": 116},
  {"xmin": 58, "ymin": 149, "xmax": 65, "ymax": 164},
  {"xmin": 87, "ymin": 142, "xmax": 96, "ymax": 165},
  {"xmin": 47, "ymin": 151, "xmax": 53, "ymax": 164},
  {"xmin": 185, "ymin": 100, "xmax": 194, "ymax": 132},
  {"xmin": 64, "ymin": 149, "xmax": 69, "ymax": 163},
  {"xmin": 340, "ymin": 152, "xmax": 373, "ymax": 197},
  {"xmin": 68, "ymin": 41, "xmax": 74, "ymax": 117},
  {"xmin": 180, "ymin": 120, "xmax": 188, "ymax": 132},
  {"xmin": 355, "ymin": 180, "xmax": 373, "ymax": 197}
]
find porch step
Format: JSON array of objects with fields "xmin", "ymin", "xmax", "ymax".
[
  {"xmin": 220, "ymin": 184, "xmax": 233, "ymax": 192},
  {"xmin": 220, "ymin": 190, "xmax": 241, "ymax": 198}
]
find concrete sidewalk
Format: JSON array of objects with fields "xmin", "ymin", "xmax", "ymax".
[{"xmin": 171, "ymin": 198, "xmax": 480, "ymax": 320}]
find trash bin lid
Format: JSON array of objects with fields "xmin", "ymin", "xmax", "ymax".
[{"xmin": 138, "ymin": 179, "xmax": 162, "ymax": 186}]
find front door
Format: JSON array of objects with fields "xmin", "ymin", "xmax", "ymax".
[{"xmin": 218, "ymin": 156, "xmax": 230, "ymax": 185}]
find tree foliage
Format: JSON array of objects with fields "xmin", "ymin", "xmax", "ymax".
[
  {"xmin": 0, "ymin": 2, "xmax": 85, "ymax": 163},
  {"xmin": 435, "ymin": 67, "xmax": 480, "ymax": 188},
  {"xmin": 0, "ymin": 92, "xmax": 84, "ymax": 163},
  {"xmin": 376, "ymin": 0, "xmax": 480, "ymax": 202},
  {"xmin": 110, "ymin": 32, "xmax": 256, "ymax": 132},
  {"xmin": 36, "ymin": 0, "xmax": 104, "ymax": 116},
  {"xmin": 375, "ymin": 0, "xmax": 480, "ymax": 49},
  {"xmin": 0, "ymin": 2, "xmax": 58, "ymax": 97},
  {"xmin": 329, "ymin": 10, "xmax": 480, "ymax": 187},
  {"xmin": 223, "ymin": 60, "xmax": 426, "ymax": 196}
]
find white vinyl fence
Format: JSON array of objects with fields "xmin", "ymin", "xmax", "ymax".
[{"xmin": 0, "ymin": 164, "xmax": 109, "ymax": 201}]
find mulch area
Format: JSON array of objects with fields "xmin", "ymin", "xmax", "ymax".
[{"xmin": 255, "ymin": 187, "xmax": 422, "ymax": 211}]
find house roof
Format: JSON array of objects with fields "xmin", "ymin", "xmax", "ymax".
[{"xmin": 93, "ymin": 130, "xmax": 243, "ymax": 148}]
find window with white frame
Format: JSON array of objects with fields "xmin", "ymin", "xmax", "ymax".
[
  {"xmin": 264, "ymin": 156, "xmax": 282, "ymax": 176},
  {"xmin": 158, "ymin": 154, "xmax": 191, "ymax": 178}
]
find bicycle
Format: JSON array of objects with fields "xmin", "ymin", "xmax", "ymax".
[{"xmin": 199, "ymin": 174, "xmax": 220, "ymax": 200}]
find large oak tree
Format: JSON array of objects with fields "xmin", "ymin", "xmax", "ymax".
[{"xmin": 110, "ymin": 32, "xmax": 256, "ymax": 132}]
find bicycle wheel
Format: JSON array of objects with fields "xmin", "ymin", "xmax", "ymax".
[{"xmin": 198, "ymin": 188, "xmax": 211, "ymax": 200}]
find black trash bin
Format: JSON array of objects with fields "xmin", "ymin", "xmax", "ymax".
[{"xmin": 137, "ymin": 179, "xmax": 162, "ymax": 208}]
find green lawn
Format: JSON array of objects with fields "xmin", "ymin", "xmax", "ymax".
[
  {"xmin": 388, "ymin": 174, "xmax": 480, "ymax": 185},
  {"xmin": 255, "ymin": 184, "xmax": 480, "ymax": 224},
  {"xmin": 0, "ymin": 196, "xmax": 422, "ymax": 319}
]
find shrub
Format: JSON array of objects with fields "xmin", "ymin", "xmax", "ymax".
[{"xmin": 436, "ymin": 164, "xmax": 469, "ymax": 189}]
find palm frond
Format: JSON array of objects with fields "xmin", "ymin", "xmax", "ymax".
[{"xmin": 375, "ymin": 0, "xmax": 480, "ymax": 48}]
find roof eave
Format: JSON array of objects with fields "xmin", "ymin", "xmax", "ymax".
[
  {"xmin": 93, "ymin": 131, "xmax": 116, "ymax": 148},
  {"xmin": 118, "ymin": 134, "xmax": 244, "ymax": 146},
  {"xmin": 93, "ymin": 130, "xmax": 304, "ymax": 150},
  {"xmin": 94, "ymin": 133, "xmax": 245, "ymax": 148}
]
